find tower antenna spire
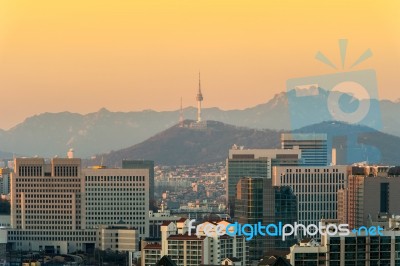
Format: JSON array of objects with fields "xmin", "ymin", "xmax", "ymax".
[{"xmin": 199, "ymin": 72, "xmax": 201, "ymax": 93}]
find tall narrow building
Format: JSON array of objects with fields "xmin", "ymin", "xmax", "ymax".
[{"xmin": 196, "ymin": 72, "xmax": 203, "ymax": 123}]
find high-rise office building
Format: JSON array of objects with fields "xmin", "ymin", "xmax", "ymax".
[
  {"xmin": 11, "ymin": 158, "xmax": 83, "ymax": 231},
  {"xmin": 281, "ymin": 133, "xmax": 328, "ymax": 166},
  {"xmin": 235, "ymin": 177, "xmax": 264, "ymax": 260},
  {"xmin": 337, "ymin": 165, "xmax": 400, "ymax": 229},
  {"xmin": 235, "ymin": 177, "xmax": 297, "ymax": 260},
  {"xmin": 8, "ymin": 157, "xmax": 149, "ymax": 254},
  {"xmin": 9, "ymin": 158, "xmax": 90, "ymax": 253},
  {"xmin": 226, "ymin": 147, "xmax": 301, "ymax": 217},
  {"xmin": 83, "ymin": 167, "xmax": 150, "ymax": 238},
  {"xmin": 273, "ymin": 166, "xmax": 349, "ymax": 229}
]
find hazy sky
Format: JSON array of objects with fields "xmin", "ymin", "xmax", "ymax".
[{"xmin": 0, "ymin": 0, "xmax": 399, "ymax": 129}]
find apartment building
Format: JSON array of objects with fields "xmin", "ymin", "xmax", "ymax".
[{"xmin": 142, "ymin": 219, "xmax": 248, "ymax": 266}]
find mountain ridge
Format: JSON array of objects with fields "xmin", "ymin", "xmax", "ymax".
[
  {"xmin": 1, "ymin": 91, "xmax": 400, "ymax": 158},
  {"xmin": 87, "ymin": 120, "xmax": 400, "ymax": 167}
]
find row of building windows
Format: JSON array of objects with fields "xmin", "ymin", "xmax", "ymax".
[
  {"xmin": 85, "ymin": 176, "xmax": 145, "ymax": 182},
  {"xmin": 297, "ymin": 193, "xmax": 337, "ymax": 202},
  {"xmin": 20, "ymin": 199, "xmax": 73, "ymax": 203},
  {"xmin": 281, "ymin": 174, "xmax": 345, "ymax": 183},
  {"xmin": 22, "ymin": 215, "xmax": 74, "ymax": 220},
  {"xmin": 87, "ymin": 206, "xmax": 144, "ymax": 210},
  {"xmin": 86, "ymin": 202, "xmax": 145, "ymax": 206},
  {"xmin": 9, "ymin": 230, "xmax": 96, "ymax": 235},
  {"xmin": 86, "ymin": 183, "xmax": 144, "ymax": 188},
  {"xmin": 285, "ymin": 168, "xmax": 341, "ymax": 173},
  {"xmin": 18, "ymin": 166, "xmax": 43, "ymax": 177},
  {"xmin": 24, "ymin": 220, "xmax": 74, "ymax": 225},
  {"xmin": 16, "ymin": 210, "xmax": 74, "ymax": 214},
  {"xmin": 17, "ymin": 205, "xmax": 73, "ymax": 209},
  {"xmin": 16, "ymin": 178, "xmax": 80, "ymax": 183},
  {"xmin": 9, "ymin": 236, "xmax": 95, "ymax": 241},
  {"xmin": 16, "ymin": 189, "xmax": 79, "ymax": 193},
  {"xmin": 16, "ymin": 183, "xmax": 80, "ymax": 188},
  {"xmin": 87, "ymin": 212, "xmax": 145, "ymax": 217},
  {"xmin": 54, "ymin": 166, "xmax": 79, "ymax": 177},
  {"xmin": 20, "ymin": 226, "xmax": 75, "ymax": 230},
  {"xmin": 18, "ymin": 194, "xmax": 78, "ymax": 198},
  {"xmin": 86, "ymin": 189, "xmax": 145, "ymax": 194}
]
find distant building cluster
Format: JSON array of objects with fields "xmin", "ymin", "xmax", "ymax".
[{"xmin": 225, "ymin": 133, "xmax": 400, "ymax": 264}]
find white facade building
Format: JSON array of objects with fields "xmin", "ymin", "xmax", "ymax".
[
  {"xmin": 273, "ymin": 166, "xmax": 349, "ymax": 227},
  {"xmin": 142, "ymin": 219, "xmax": 248, "ymax": 266}
]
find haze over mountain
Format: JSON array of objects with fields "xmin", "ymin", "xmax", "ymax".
[
  {"xmin": 0, "ymin": 91, "xmax": 400, "ymax": 158},
  {"xmin": 88, "ymin": 120, "xmax": 400, "ymax": 166}
]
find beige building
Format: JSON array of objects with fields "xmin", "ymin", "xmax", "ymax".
[
  {"xmin": 83, "ymin": 167, "xmax": 149, "ymax": 238},
  {"xmin": 97, "ymin": 224, "xmax": 138, "ymax": 252},
  {"xmin": 8, "ymin": 157, "xmax": 149, "ymax": 254}
]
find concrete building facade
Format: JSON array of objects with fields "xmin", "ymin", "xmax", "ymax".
[
  {"xmin": 273, "ymin": 166, "xmax": 349, "ymax": 229},
  {"xmin": 8, "ymin": 157, "xmax": 149, "ymax": 254},
  {"xmin": 97, "ymin": 224, "xmax": 138, "ymax": 252},
  {"xmin": 83, "ymin": 167, "xmax": 149, "ymax": 238}
]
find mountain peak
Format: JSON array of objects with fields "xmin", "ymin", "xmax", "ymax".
[{"xmin": 97, "ymin": 107, "xmax": 110, "ymax": 113}]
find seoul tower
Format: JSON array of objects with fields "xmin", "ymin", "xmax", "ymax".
[{"xmin": 196, "ymin": 72, "xmax": 203, "ymax": 123}]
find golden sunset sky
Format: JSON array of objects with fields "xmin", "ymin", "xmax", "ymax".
[{"xmin": 0, "ymin": 0, "xmax": 399, "ymax": 129}]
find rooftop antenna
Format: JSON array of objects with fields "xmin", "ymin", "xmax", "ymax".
[{"xmin": 179, "ymin": 97, "xmax": 184, "ymax": 127}]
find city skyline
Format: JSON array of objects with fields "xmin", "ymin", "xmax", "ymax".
[{"xmin": 0, "ymin": 0, "xmax": 400, "ymax": 129}]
